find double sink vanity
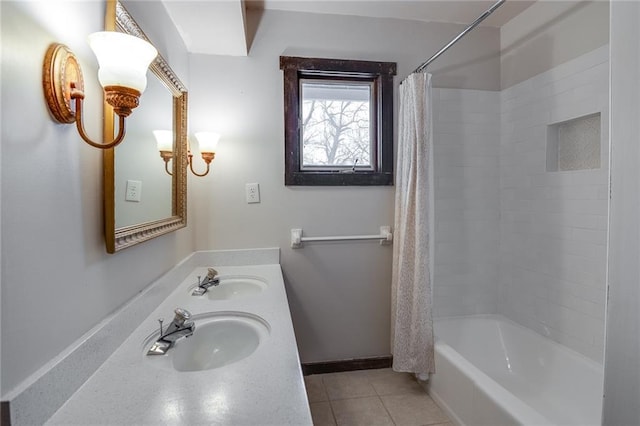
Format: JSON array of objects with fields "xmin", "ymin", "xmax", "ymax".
[
  {"xmin": 29, "ymin": 1, "xmax": 313, "ymax": 423},
  {"xmin": 46, "ymin": 256, "xmax": 312, "ymax": 425}
]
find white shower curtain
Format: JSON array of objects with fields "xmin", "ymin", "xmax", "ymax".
[{"xmin": 391, "ymin": 72, "xmax": 435, "ymax": 375}]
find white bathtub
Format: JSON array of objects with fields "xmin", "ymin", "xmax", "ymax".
[{"xmin": 427, "ymin": 315, "xmax": 603, "ymax": 426}]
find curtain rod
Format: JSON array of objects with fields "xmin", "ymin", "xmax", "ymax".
[{"xmin": 413, "ymin": 0, "xmax": 506, "ymax": 74}]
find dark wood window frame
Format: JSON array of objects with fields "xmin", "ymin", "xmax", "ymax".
[{"xmin": 280, "ymin": 56, "xmax": 397, "ymax": 186}]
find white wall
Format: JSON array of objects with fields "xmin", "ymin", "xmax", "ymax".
[
  {"xmin": 432, "ymin": 88, "xmax": 500, "ymax": 318},
  {"xmin": 603, "ymin": 1, "xmax": 640, "ymax": 423},
  {"xmin": 188, "ymin": 8, "xmax": 501, "ymax": 364},
  {"xmin": 0, "ymin": 0, "xmax": 194, "ymax": 397},
  {"xmin": 431, "ymin": 1, "xmax": 609, "ymax": 333},
  {"xmin": 499, "ymin": 46, "xmax": 609, "ymax": 362},
  {"xmin": 429, "ymin": 44, "xmax": 610, "ymax": 363},
  {"xmin": 501, "ymin": 0, "xmax": 609, "ymax": 90}
]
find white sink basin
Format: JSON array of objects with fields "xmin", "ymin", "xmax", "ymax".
[
  {"xmin": 144, "ymin": 312, "xmax": 270, "ymax": 372},
  {"xmin": 190, "ymin": 275, "xmax": 267, "ymax": 300}
]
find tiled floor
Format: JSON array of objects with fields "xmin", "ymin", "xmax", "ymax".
[{"xmin": 304, "ymin": 368, "xmax": 453, "ymax": 426}]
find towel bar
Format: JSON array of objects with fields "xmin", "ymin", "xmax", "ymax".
[{"xmin": 290, "ymin": 226, "xmax": 393, "ymax": 248}]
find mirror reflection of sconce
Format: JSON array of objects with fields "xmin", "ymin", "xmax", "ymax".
[
  {"xmin": 43, "ymin": 32, "xmax": 157, "ymax": 149},
  {"xmin": 154, "ymin": 130, "xmax": 220, "ymax": 177}
]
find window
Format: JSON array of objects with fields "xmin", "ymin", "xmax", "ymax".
[
  {"xmin": 280, "ymin": 56, "xmax": 397, "ymax": 185},
  {"xmin": 300, "ymin": 80, "xmax": 374, "ymax": 171}
]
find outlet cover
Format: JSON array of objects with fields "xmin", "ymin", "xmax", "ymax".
[
  {"xmin": 245, "ymin": 183, "xmax": 260, "ymax": 204},
  {"xmin": 125, "ymin": 180, "xmax": 142, "ymax": 202}
]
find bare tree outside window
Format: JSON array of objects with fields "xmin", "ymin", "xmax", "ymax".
[{"xmin": 301, "ymin": 82, "xmax": 373, "ymax": 169}]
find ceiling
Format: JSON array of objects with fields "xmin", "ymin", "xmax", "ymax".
[{"xmin": 162, "ymin": 0, "xmax": 535, "ymax": 56}]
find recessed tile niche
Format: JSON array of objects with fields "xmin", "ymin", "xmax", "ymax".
[{"xmin": 546, "ymin": 112, "xmax": 601, "ymax": 172}]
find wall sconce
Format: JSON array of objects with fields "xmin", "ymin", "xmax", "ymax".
[
  {"xmin": 43, "ymin": 32, "xmax": 158, "ymax": 149},
  {"xmin": 154, "ymin": 131, "xmax": 220, "ymax": 177},
  {"xmin": 154, "ymin": 130, "xmax": 175, "ymax": 175}
]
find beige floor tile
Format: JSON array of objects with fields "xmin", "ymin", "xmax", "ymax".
[
  {"xmin": 310, "ymin": 401, "xmax": 336, "ymax": 426},
  {"xmin": 331, "ymin": 396, "xmax": 394, "ymax": 426},
  {"xmin": 322, "ymin": 371, "xmax": 377, "ymax": 400},
  {"xmin": 380, "ymin": 393, "xmax": 450, "ymax": 426},
  {"xmin": 326, "ymin": 369, "xmax": 372, "ymax": 379},
  {"xmin": 360, "ymin": 367, "xmax": 395, "ymax": 378},
  {"xmin": 368, "ymin": 370, "xmax": 425, "ymax": 396},
  {"xmin": 305, "ymin": 375, "xmax": 329, "ymax": 402}
]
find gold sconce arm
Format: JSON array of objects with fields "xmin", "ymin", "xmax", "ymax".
[
  {"xmin": 187, "ymin": 152, "xmax": 214, "ymax": 177},
  {"xmin": 159, "ymin": 151, "xmax": 173, "ymax": 176},
  {"xmin": 73, "ymin": 93, "xmax": 126, "ymax": 150}
]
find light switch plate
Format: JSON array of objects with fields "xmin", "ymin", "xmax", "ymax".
[{"xmin": 125, "ymin": 180, "xmax": 142, "ymax": 202}]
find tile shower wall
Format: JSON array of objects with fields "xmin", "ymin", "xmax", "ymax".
[
  {"xmin": 499, "ymin": 46, "xmax": 609, "ymax": 362},
  {"xmin": 432, "ymin": 89, "xmax": 501, "ymax": 317}
]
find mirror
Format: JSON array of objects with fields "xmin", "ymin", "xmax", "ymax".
[{"xmin": 103, "ymin": 0, "xmax": 187, "ymax": 253}]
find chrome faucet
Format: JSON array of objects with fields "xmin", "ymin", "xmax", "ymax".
[
  {"xmin": 191, "ymin": 268, "xmax": 220, "ymax": 296},
  {"xmin": 146, "ymin": 308, "xmax": 195, "ymax": 355}
]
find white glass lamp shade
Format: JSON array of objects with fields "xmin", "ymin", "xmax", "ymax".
[
  {"xmin": 88, "ymin": 32, "xmax": 158, "ymax": 93},
  {"xmin": 153, "ymin": 130, "xmax": 174, "ymax": 152},
  {"xmin": 195, "ymin": 132, "xmax": 221, "ymax": 154}
]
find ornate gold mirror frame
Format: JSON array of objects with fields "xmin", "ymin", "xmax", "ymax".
[{"xmin": 103, "ymin": 0, "xmax": 187, "ymax": 253}]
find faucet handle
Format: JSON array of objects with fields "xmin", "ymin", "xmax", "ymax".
[
  {"xmin": 206, "ymin": 268, "xmax": 218, "ymax": 279},
  {"xmin": 173, "ymin": 308, "xmax": 192, "ymax": 326}
]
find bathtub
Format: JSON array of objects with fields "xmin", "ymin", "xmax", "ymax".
[{"xmin": 426, "ymin": 315, "xmax": 603, "ymax": 426}]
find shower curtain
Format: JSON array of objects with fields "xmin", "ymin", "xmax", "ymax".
[{"xmin": 391, "ymin": 72, "xmax": 435, "ymax": 375}]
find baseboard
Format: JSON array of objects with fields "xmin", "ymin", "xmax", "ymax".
[
  {"xmin": 302, "ymin": 356, "xmax": 393, "ymax": 375},
  {"xmin": 1, "ymin": 402, "xmax": 11, "ymax": 426}
]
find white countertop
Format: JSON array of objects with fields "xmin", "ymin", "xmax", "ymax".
[{"xmin": 46, "ymin": 264, "xmax": 312, "ymax": 425}]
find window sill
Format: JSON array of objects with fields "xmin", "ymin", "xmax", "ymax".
[{"xmin": 285, "ymin": 171, "xmax": 393, "ymax": 186}]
